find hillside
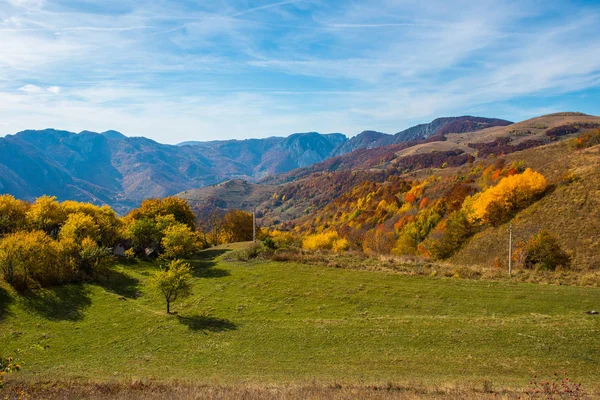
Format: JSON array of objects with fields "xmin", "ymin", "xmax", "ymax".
[
  {"xmin": 186, "ymin": 113, "xmax": 599, "ymax": 218},
  {"xmin": 182, "ymin": 113, "xmax": 600, "ymax": 270},
  {"xmin": 451, "ymin": 139, "xmax": 600, "ymax": 269}
]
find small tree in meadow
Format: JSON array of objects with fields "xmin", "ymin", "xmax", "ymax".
[{"xmin": 149, "ymin": 259, "xmax": 193, "ymax": 314}]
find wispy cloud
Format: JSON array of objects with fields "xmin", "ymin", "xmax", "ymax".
[
  {"xmin": 0, "ymin": 0, "xmax": 599, "ymax": 142},
  {"xmin": 232, "ymin": 0, "xmax": 302, "ymax": 17}
]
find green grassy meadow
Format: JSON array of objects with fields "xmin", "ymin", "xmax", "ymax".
[{"xmin": 1, "ymin": 244, "xmax": 599, "ymax": 390}]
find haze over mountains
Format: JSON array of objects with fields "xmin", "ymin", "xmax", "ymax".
[{"xmin": 0, "ymin": 116, "xmax": 511, "ymax": 212}]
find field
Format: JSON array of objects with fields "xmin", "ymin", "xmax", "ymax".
[{"xmin": 1, "ymin": 244, "xmax": 600, "ymax": 398}]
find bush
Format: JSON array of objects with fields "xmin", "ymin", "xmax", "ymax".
[
  {"xmin": 271, "ymin": 247, "xmax": 303, "ymax": 262},
  {"xmin": 227, "ymin": 243, "xmax": 267, "ymax": 261},
  {"xmin": 418, "ymin": 210, "xmax": 473, "ymax": 260},
  {"xmin": 270, "ymin": 230, "xmax": 301, "ymax": 248},
  {"xmin": 263, "ymin": 237, "xmax": 276, "ymax": 249},
  {"xmin": 302, "ymin": 231, "xmax": 340, "ymax": 251},
  {"xmin": 332, "ymin": 238, "xmax": 350, "ymax": 253},
  {"xmin": 522, "ymin": 230, "xmax": 571, "ymax": 271}
]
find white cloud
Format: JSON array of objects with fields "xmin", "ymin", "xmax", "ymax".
[
  {"xmin": 18, "ymin": 84, "xmax": 43, "ymax": 93},
  {"xmin": 46, "ymin": 86, "xmax": 61, "ymax": 94}
]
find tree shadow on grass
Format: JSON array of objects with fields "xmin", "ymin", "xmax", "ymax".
[
  {"xmin": 0, "ymin": 286, "xmax": 14, "ymax": 321},
  {"xmin": 186, "ymin": 249, "xmax": 231, "ymax": 278},
  {"xmin": 177, "ymin": 314, "xmax": 237, "ymax": 332},
  {"xmin": 97, "ymin": 268, "xmax": 141, "ymax": 299},
  {"xmin": 20, "ymin": 285, "xmax": 92, "ymax": 321}
]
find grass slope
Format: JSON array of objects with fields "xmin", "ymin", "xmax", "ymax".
[
  {"xmin": 453, "ymin": 142, "xmax": 600, "ymax": 270},
  {"xmin": 1, "ymin": 246, "xmax": 600, "ymax": 391}
]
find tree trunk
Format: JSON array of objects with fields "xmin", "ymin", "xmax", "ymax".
[{"xmin": 166, "ymin": 300, "xmax": 170, "ymax": 314}]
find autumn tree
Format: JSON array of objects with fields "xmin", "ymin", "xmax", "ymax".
[
  {"xmin": 0, "ymin": 195, "xmax": 29, "ymax": 236},
  {"xmin": 0, "ymin": 230, "xmax": 61, "ymax": 289},
  {"xmin": 362, "ymin": 226, "xmax": 395, "ymax": 255},
  {"xmin": 149, "ymin": 259, "xmax": 193, "ymax": 314},
  {"xmin": 62, "ymin": 201, "xmax": 122, "ymax": 247},
  {"xmin": 393, "ymin": 205, "xmax": 443, "ymax": 255},
  {"xmin": 161, "ymin": 223, "xmax": 200, "ymax": 259},
  {"xmin": 128, "ymin": 197, "xmax": 197, "ymax": 230},
  {"xmin": 59, "ymin": 212, "xmax": 100, "ymax": 244},
  {"xmin": 220, "ymin": 210, "xmax": 253, "ymax": 243},
  {"xmin": 418, "ymin": 210, "xmax": 473, "ymax": 260},
  {"xmin": 26, "ymin": 195, "xmax": 67, "ymax": 237},
  {"xmin": 463, "ymin": 168, "xmax": 547, "ymax": 226}
]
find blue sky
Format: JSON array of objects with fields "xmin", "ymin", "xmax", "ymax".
[{"xmin": 1, "ymin": 0, "xmax": 599, "ymax": 144}]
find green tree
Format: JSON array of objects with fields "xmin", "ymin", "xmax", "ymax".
[
  {"xmin": 419, "ymin": 210, "xmax": 473, "ymax": 260},
  {"xmin": 149, "ymin": 260, "xmax": 193, "ymax": 314},
  {"xmin": 127, "ymin": 217, "xmax": 162, "ymax": 256}
]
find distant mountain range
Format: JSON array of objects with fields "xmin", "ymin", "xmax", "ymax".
[
  {"xmin": 330, "ymin": 116, "xmax": 513, "ymax": 156},
  {"xmin": 0, "ymin": 116, "xmax": 513, "ymax": 212}
]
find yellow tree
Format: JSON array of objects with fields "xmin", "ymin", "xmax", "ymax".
[
  {"xmin": 0, "ymin": 195, "xmax": 29, "ymax": 236},
  {"xmin": 26, "ymin": 196, "xmax": 67, "ymax": 237},
  {"xmin": 464, "ymin": 168, "xmax": 547, "ymax": 226},
  {"xmin": 149, "ymin": 259, "xmax": 193, "ymax": 314},
  {"xmin": 161, "ymin": 223, "xmax": 200, "ymax": 259},
  {"xmin": 59, "ymin": 212, "xmax": 100, "ymax": 244}
]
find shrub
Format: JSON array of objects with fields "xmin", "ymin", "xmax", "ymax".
[
  {"xmin": 0, "ymin": 353, "xmax": 22, "ymax": 389},
  {"xmin": 263, "ymin": 237, "xmax": 276, "ymax": 249},
  {"xmin": 302, "ymin": 231, "xmax": 340, "ymax": 251},
  {"xmin": 270, "ymin": 230, "xmax": 301, "ymax": 248},
  {"xmin": 332, "ymin": 238, "xmax": 350, "ymax": 253},
  {"xmin": 271, "ymin": 247, "xmax": 303, "ymax": 262},
  {"xmin": 227, "ymin": 243, "xmax": 266, "ymax": 261},
  {"xmin": 418, "ymin": 210, "xmax": 473, "ymax": 260},
  {"xmin": 526, "ymin": 372, "xmax": 585, "ymax": 399},
  {"xmin": 522, "ymin": 230, "xmax": 571, "ymax": 271}
]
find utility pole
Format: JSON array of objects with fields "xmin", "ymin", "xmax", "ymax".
[
  {"xmin": 253, "ymin": 207, "xmax": 256, "ymax": 243},
  {"xmin": 508, "ymin": 223, "xmax": 512, "ymax": 277}
]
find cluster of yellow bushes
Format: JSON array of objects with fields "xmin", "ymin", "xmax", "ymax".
[
  {"xmin": 463, "ymin": 168, "xmax": 547, "ymax": 225},
  {"xmin": 302, "ymin": 231, "xmax": 349, "ymax": 253}
]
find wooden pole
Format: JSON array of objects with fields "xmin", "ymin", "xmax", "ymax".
[
  {"xmin": 508, "ymin": 223, "xmax": 512, "ymax": 277},
  {"xmin": 253, "ymin": 207, "xmax": 256, "ymax": 243}
]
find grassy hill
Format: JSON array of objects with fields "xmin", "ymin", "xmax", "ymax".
[
  {"xmin": 1, "ymin": 246, "xmax": 600, "ymax": 397},
  {"xmin": 452, "ymin": 140, "xmax": 600, "ymax": 270}
]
